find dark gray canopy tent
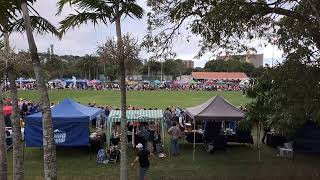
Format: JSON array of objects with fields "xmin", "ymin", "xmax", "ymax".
[
  {"xmin": 186, "ymin": 96, "xmax": 244, "ymax": 121},
  {"xmin": 185, "ymin": 96, "xmax": 244, "ymax": 160}
]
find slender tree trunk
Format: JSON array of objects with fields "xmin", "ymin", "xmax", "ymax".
[
  {"xmin": 89, "ymin": 67, "xmax": 91, "ymax": 80},
  {"xmin": 0, "ymin": 30, "xmax": 10, "ymax": 180},
  {"xmin": 5, "ymin": 27, "xmax": 24, "ymax": 180},
  {"xmin": 0, "ymin": 85, "xmax": 8, "ymax": 180},
  {"xmin": 116, "ymin": 12, "xmax": 128, "ymax": 180},
  {"xmin": 8, "ymin": 67, "xmax": 24, "ymax": 180},
  {"xmin": 3, "ymin": 32, "xmax": 9, "ymax": 84},
  {"xmin": 21, "ymin": 1, "xmax": 57, "ymax": 180}
]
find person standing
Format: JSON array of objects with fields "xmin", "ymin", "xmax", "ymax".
[
  {"xmin": 131, "ymin": 143, "xmax": 152, "ymax": 180},
  {"xmin": 163, "ymin": 107, "xmax": 173, "ymax": 130},
  {"xmin": 168, "ymin": 122, "xmax": 181, "ymax": 156},
  {"xmin": 178, "ymin": 111, "xmax": 186, "ymax": 131}
]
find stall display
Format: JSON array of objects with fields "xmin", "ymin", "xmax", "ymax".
[
  {"xmin": 266, "ymin": 131, "xmax": 286, "ymax": 148},
  {"xmin": 186, "ymin": 96, "xmax": 252, "ymax": 158},
  {"xmin": 107, "ymin": 110, "xmax": 165, "ymax": 152}
]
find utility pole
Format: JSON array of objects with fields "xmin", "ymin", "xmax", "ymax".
[{"xmin": 160, "ymin": 58, "xmax": 163, "ymax": 81}]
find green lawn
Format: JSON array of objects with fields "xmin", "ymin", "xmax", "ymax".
[
  {"xmin": 5, "ymin": 90, "xmax": 320, "ymax": 179},
  {"xmin": 17, "ymin": 90, "xmax": 251, "ymax": 109}
]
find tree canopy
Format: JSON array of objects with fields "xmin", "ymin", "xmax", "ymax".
[
  {"xmin": 97, "ymin": 34, "xmax": 143, "ymax": 81},
  {"xmin": 245, "ymin": 60, "xmax": 320, "ymax": 137},
  {"xmin": 145, "ymin": 0, "xmax": 320, "ymax": 61},
  {"xmin": 204, "ymin": 59, "xmax": 255, "ymax": 76}
]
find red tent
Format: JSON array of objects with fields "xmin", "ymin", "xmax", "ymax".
[{"xmin": 3, "ymin": 106, "xmax": 13, "ymax": 116}]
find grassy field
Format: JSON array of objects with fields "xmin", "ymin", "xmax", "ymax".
[
  {"xmin": 17, "ymin": 90, "xmax": 251, "ymax": 109},
  {"xmin": 5, "ymin": 90, "xmax": 320, "ymax": 179}
]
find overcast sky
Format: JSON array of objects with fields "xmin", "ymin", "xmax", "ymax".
[{"xmin": 9, "ymin": 0, "xmax": 283, "ymax": 67}]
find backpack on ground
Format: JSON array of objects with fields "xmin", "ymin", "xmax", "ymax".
[{"xmin": 96, "ymin": 149, "xmax": 107, "ymax": 164}]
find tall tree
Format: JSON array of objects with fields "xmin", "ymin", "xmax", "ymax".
[
  {"xmin": 20, "ymin": 0, "xmax": 58, "ymax": 179},
  {"xmin": 97, "ymin": 34, "xmax": 143, "ymax": 81},
  {"xmin": 58, "ymin": 1, "xmax": 144, "ymax": 179},
  {"xmin": 141, "ymin": 58, "xmax": 161, "ymax": 76},
  {"xmin": 0, "ymin": 85, "xmax": 6, "ymax": 180},
  {"xmin": 204, "ymin": 59, "xmax": 255, "ymax": 76},
  {"xmin": 1, "ymin": 1, "xmax": 60, "ymax": 179},
  {"xmin": 8, "ymin": 62, "xmax": 24, "ymax": 180},
  {"xmin": 244, "ymin": 60, "xmax": 320, "ymax": 137}
]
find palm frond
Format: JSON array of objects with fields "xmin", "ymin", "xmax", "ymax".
[
  {"xmin": 0, "ymin": 0, "xmax": 21, "ymax": 28},
  {"xmin": 57, "ymin": 0, "xmax": 113, "ymax": 15},
  {"xmin": 11, "ymin": 16, "xmax": 62, "ymax": 39},
  {"xmin": 0, "ymin": 39, "xmax": 4, "ymax": 49},
  {"xmin": 121, "ymin": 1, "xmax": 144, "ymax": 20},
  {"xmin": 59, "ymin": 12, "xmax": 109, "ymax": 34}
]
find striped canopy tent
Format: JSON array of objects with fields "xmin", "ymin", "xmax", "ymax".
[
  {"xmin": 109, "ymin": 110, "xmax": 163, "ymax": 122},
  {"xmin": 107, "ymin": 110, "xmax": 165, "ymax": 148}
]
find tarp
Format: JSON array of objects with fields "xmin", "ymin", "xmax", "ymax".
[
  {"xmin": 189, "ymin": 80, "xmax": 198, "ymax": 84},
  {"xmin": 109, "ymin": 110, "xmax": 164, "ymax": 122},
  {"xmin": 186, "ymin": 96, "xmax": 244, "ymax": 121},
  {"xmin": 294, "ymin": 121, "xmax": 320, "ymax": 153},
  {"xmin": 216, "ymin": 80, "xmax": 226, "ymax": 85},
  {"xmin": 25, "ymin": 98, "xmax": 102, "ymax": 147},
  {"xmin": 48, "ymin": 79, "xmax": 63, "ymax": 83},
  {"xmin": 89, "ymin": 79, "xmax": 101, "ymax": 84},
  {"xmin": 154, "ymin": 80, "xmax": 161, "ymax": 85}
]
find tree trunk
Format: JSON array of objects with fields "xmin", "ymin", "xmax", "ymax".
[
  {"xmin": 21, "ymin": 1, "xmax": 57, "ymax": 180},
  {"xmin": 8, "ymin": 68, "xmax": 24, "ymax": 180},
  {"xmin": 116, "ymin": 13, "xmax": 128, "ymax": 180},
  {"xmin": 0, "ymin": 30, "xmax": 10, "ymax": 180},
  {"xmin": 0, "ymin": 86, "xmax": 8, "ymax": 180},
  {"xmin": 89, "ymin": 66, "xmax": 91, "ymax": 80},
  {"xmin": 3, "ymin": 32, "xmax": 9, "ymax": 84}
]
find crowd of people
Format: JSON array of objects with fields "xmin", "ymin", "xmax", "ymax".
[
  {"xmin": 10, "ymin": 79, "xmax": 245, "ymax": 92},
  {"xmin": 2, "ymin": 98, "xmax": 42, "ymax": 127}
]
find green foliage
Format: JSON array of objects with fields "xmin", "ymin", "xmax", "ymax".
[
  {"xmin": 245, "ymin": 61, "xmax": 320, "ymax": 137},
  {"xmin": 141, "ymin": 58, "xmax": 192, "ymax": 78},
  {"xmin": 11, "ymin": 16, "xmax": 61, "ymax": 38},
  {"xmin": 141, "ymin": 58, "xmax": 161, "ymax": 76},
  {"xmin": 0, "ymin": 0, "xmax": 60, "ymax": 38},
  {"xmin": 145, "ymin": 0, "xmax": 320, "ymax": 61},
  {"xmin": 58, "ymin": 0, "xmax": 144, "ymax": 34},
  {"xmin": 163, "ymin": 59, "xmax": 184, "ymax": 78},
  {"xmin": 97, "ymin": 34, "xmax": 143, "ymax": 80},
  {"xmin": 0, "ymin": 39, "xmax": 3, "ymax": 50},
  {"xmin": 204, "ymin": 59, "xmax": 255, "ymax": 76}
]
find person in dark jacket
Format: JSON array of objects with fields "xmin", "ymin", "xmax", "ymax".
[{"xmin": 131, "ymin": 143, "xmax": 154, "ymax": 180}]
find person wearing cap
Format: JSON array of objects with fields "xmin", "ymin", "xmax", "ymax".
[{"xmin": 131, "ymin": 143, "xmax": 151, "ymax": 180}]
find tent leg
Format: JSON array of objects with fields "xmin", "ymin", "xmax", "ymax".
[
  {"xmin": 132, "ymin": 125, "xmax": 135, "ymax": 148},
  {"xmin": 162, "ymin": 119, "xmax": 165, "ymax": 150},
  {"xmin": 193, "ymin": 119, "xmax": 196, "ymax": 161},
  {"xmin": 107, "ymin": 121, "xmax": 111, "ymax": 149}
]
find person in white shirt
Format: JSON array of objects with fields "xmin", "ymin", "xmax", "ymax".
[{"xmin": 178, "ymin": 111, "xmax": 185, "ymax": 131}]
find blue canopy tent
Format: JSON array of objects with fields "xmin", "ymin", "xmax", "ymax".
[
  {"xmin": 154, "ymin": 80, "xmax": 161, "ymax": 85},
  {"xmin": 25, "ymin": 98, "xmax": 102, "ymax": 147}
]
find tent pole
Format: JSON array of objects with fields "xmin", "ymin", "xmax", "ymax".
[
  {"xmin": 132, "ymin": 124, "xmax": 135, "ymax": 148},
  {"xmin": 162, "ymin": 118, "xmax": 165, "ymax": 150},
  {"xmin": 193, "ymin": 119, "xmax": 196, "ymax": 161}
]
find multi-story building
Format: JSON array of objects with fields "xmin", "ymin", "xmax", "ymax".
[{"xmin": 217, "ymin": 53, "xmax": 264, "ymax": 68}]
